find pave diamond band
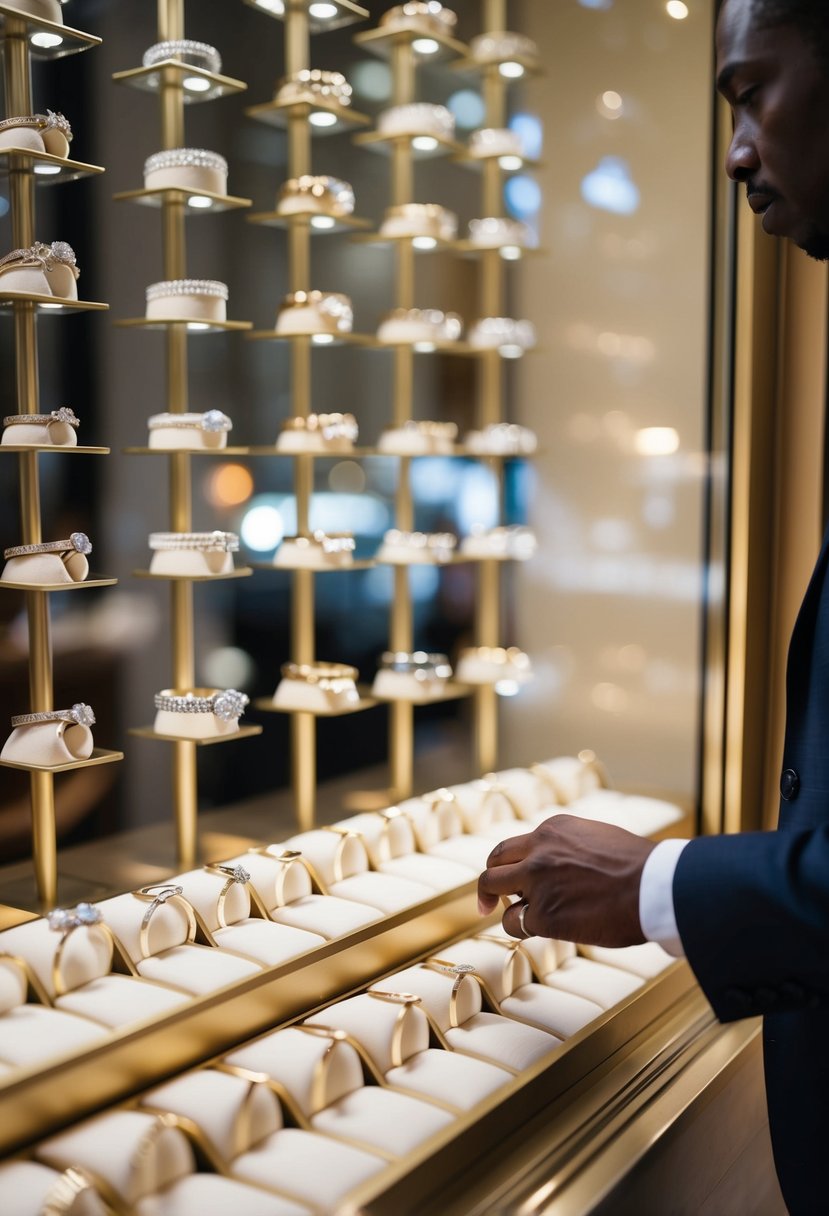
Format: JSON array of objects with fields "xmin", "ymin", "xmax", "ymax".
[
  {"xmin": 134, "ymin": 884, "xmax": 198, "ymax": 960},
  {"xmin": 147, "ymin": 409, "xmax": 232, "ymax": 433},
  {"xmin": 144, "ymin": 147, "xmax": 228, "ymax": 176},
  {"xmin": 0, "ymin": 240, "xmax": 79, "ymax": 278},
  {"xmin": 0, "ymin": 110, "xmax": 73, "ymax": 141},
  {"xmin": 4, "ymin": 532, "xmax": 92, "ymax": 560},
  {"xmin": 380, "ymin": 650, "xmax": 453, "ymax": 679},
  {"xmin": 145, "ymin": 279, "xmax": 229, "ymax": 302},
  {"xmin": 11, "ymin": 702, "xmax": 96, "ymax": 729},
  {"xmin": 4, "ymin": 407, "xmax": 79, "ymax": 429},
  {"xmin": 276, "ymin": 69, "xmax": 352, "ymax": 107},
  {"xmin": 148, "ymin": 531, "xmax": 240, "ymax": 553},
  {"xmin": 278, "ymin": 175, "xmax": 355, "ymax": 215},
  {"xmin": 281, "ymin": 532, "xmax": 356, "ymax": 555},
  {"xmin": 142, "ymin": 39, "xmax": 221, "ymax": 74},
  {"xmin": 153, "ymin": 688, "xmax": 249, "ymax": 721}
]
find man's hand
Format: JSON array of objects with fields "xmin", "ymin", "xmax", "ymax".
[{"xmin": 477, "ymin": 814, "xmax": 658, "ymax": 947}]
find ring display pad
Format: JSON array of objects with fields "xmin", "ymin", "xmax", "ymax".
[
  {"xmin": 371, "ymin": 668, "xmax": 453, "ymax": 704},
  {"xmin": 147, "ymin": 427, "xmax": 228, "ymax": 453},
  {"xmin": 1, "ymin": 420, "xmax": 77, "ymax": 447},
  {"xmin": 271, "ymin": 674, "xmax": 360, "ymax": 715},
  {"xmin": 273, "ymin": 537, "xmax": 354, "ymax": 570},
  {"xmin": 329, "ymin": 812, "xmax": 477, "ymax": 893},
  {"xmin": 395, "ymin": 792, "xmax": 496, "ymax": 870},
  {"xmin": 277, "ymin": 829, "xmax": 434, "ymax": 914},
  {"xmin": 0, "ymin": 1159, "xmax": 110, "ymax": 1216},
  {"xmin": 2, "ymin": 550, "xmax": 89, "ymax": 585},
  {"xmin": 95, "ymin": 892, "xmax": 261, "ymax": 996},
  {"xmin": 0, "ymin": 720, "xmax": 94, "ymax": 768},
  {"xmin": 148, "ymin": 549, "xmax": 235, "ymax": 578},
  {"xmin": 275, "ymin": 429, "xmax": 354, "ymax": 455}
]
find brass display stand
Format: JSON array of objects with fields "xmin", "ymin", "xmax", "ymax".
[
  {"xmin": 0, "ymin": 11, "xmax": 121, "ymax": 909},
  {"xmin": 115, "ymin": 0, "xmax": 260, "ymax": 867}
]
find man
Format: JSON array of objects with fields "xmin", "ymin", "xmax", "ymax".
[{"xmin": 477, "ymin": 2, "xmax": 829, "ymax": 1211}]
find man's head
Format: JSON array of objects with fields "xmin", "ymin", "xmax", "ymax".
[{"xmin": 717, "ymin": 0, "xmax": 829, "ymax": 259}]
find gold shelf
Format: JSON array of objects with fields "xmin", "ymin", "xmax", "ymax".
[
  {"xmin": 351, "ymin": 231, "xmax": 459, "ymax": 254},
  {"xmin": 246, "ymin": 329, "xmax": 373, "ymax": 346},
  {"xmin": 0, "ymin": 445, "xmax": 110, "ymax": 454},
  {"xmin": 0, "ymin": 748, "xmax": 123, "ymax": 774},
  {"xmin": 451, "ymin": 52, "xmax": 543, "ymax": 78},
  {"xmin": 241, "ymin": 0, "xmax": 369, "ymax": 32},
  {"xmin": 112, "ymin": 62, "xmax": 247, "ymax": 103},
  {"xmin": 251, "ymin": 559, "xmax": 376, "ymax": 572},
  {"xmin": 130, "ymin": 725, "xmax": 263, "ymax": 746},
  {"xmin": 113, "ymin": 186, "xmax": 252, "ymax": 214},
  {"xmin": 354, "ymin": 129, "xmax": 466, "ymax": 160},
  {"xmin": 245, "ymin": 96, "xmax": 370, "ymax": 134},
  {"xmin": 247, "ymin": 210, "xmax": 372, "ymax": 234},
  {"xmin": 454, "ymin": 152, "xmax": 542, "ymax": 175},
  {"xmin": 354, "ymin": 24, "xmax": 469, "ymax": 63},
  {"xmin": 253, "ymin": 694, "xmax": 378, "ymax": 718},
  {"xmin": 453, "ymin": 239, "xmax": 546, "ymax": 261},
  {"xmin": 116, "ymin": 317, "xmax": 253, "ymax": 333},
  {"xmin": 132, "ymin": 568, "xmax": 253, "ymax": 582},
  {"xmin": 0, "ymin": 577, "xmax": 117, "ymax": 592},
  {"xmin": 243, "ymin": 445, "xmax": 378, "ymax": 456},
  {"xmin": 0, "ymin": 147, "xmax": 104, "ymax": 184},
  {"xmin": 0, "ymin": 294, "xmax": 108, "ymax": 315},
  {"xmin": 124, "ymin": 446, "xmax": 251, "ymax": 456},
  {"xmin": 370, "ymin": 681, "xmax": 473, "ymax": 705},
  {"xmin": 0, "ymin": 4, "xmax": 101, "ymax": 57}
]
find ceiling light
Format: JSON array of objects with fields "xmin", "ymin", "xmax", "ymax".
[{"xmin": 666, "ymin": 0, "xmax": 689, "ymax": 17}]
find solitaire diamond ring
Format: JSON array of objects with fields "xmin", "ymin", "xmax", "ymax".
[
  {"xmin": 5, "ymin": 532, "xmax": 92, "ymax": 561},
  {"xmin": 147, "ymin": 410, "xmax": 232, "ymax": 433},
  {"xmin": 206, "ymin": 863, "xmax": 252, "ymax": 928},
  {"xmin": 11, "ymin": 702, "xmax": 95, "ymax": 729},
  {"xmin": 3, "ymin": 407, "xmax": 79, "ymax": 430}
]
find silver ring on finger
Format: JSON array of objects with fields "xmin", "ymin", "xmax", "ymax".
[{"xmin": 517, "ymin": 900, "xmax": 531, "ymax": 939}]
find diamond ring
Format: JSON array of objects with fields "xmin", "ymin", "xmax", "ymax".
[
  {"xmin": 47, "ymin": 902, "xmax": 115, "ymax": 997},
  {"xmin": 147, "ymin": 410, "xmax": 232, "ymax": 434},
  {"xmin": 206, "ymin": 863, "xmax": 251, "ymax": 929},
  {"xmin": 134, "ymin": 884, "xmax": 197, "ymax": 960},
  {"xmin": 4, "ymin": 532, "xmax": 92, "ymax": 562},
  {"xmin": 3, "ymin": 407, "xmax": 79, "ymax": 430},
  {"xmin": 11, "ymin": 702, "xmax": 95, "ymax": 730},
  {"xmin": 153, "ymin": 688, "xmax": 249, "ymax": 722}
]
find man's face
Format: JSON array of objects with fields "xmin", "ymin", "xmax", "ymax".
[{"xmin": 717, "ymin": 0, "xmax": 829, "ymax": 259}]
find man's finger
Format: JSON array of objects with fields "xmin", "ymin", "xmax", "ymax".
[
  {"xmin": 503, "ymin": 898, "xmax": 536, "ymax": 941},
  {"xmin": 477, "ymin": 860, "xmax": 528, "ymax": 907},
  {"xmin": 485, "ymin": 832, "xmax": 533, "ymax": 870}
]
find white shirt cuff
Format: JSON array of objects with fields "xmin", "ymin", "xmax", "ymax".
[{"xmin": 638, "ymin": 838, "xmax": 690, "ymax": 957}]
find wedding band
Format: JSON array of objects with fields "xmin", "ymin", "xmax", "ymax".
[
  {"xmin": 380, "ymin": 650, "xmax": 453, "ymax": 680},
  {"xmin": 134, "ymin": 884, "xmax": 197, "ymax": 960},
  {"xmin": 276, "ymin": 69, "xmax": 352, "ymax": 107},
  {"xmin": 147, "ymin": 410, "xmax": 232, "ymax": 434},
  {"xmin": 0, "ymin": 241, "xmax": 79, "ymax": 279},
  {"xmin": 377, "ymin": 103, "xmax": 455, "ymax": 139},
  {"xmin": 4, "ymin": 407, "xmax": 79, "ymax": 430},
  {"xmin": 323, "ymin": 826, "xmax": 364, "ymax": 883},
  {"xmin": 277, "ymin": 291, "xmax": 353, "ymax": 333},
  {"xmin": 206, "ymin": 863, "xmax": 251, "ymax": 929},
  {"xmin": 41, "ymin": 1167, "xmax": 101, "ymax": 1216},
  {"xmin": 153, "ymin": 688, "xmax": 249, "ymax": 721},
  {"xmin": 367, "ymin": 990, "xmax": 423, "ymax": 1068},
  {"xmin": 517, "ymin": 901, "xmax": 530, "ymax": 939},
  {"xmin": 423, "ymin": 960, "xmax": 477, "ymax": 1027},
  {"xmin": 11, "ymin": 702, "xmax": 95, "ymax": 729},
  {"xmin": 468, "ymin": 217, "xmax": 532, "ymax": 249},
  {"xmin": 469, "ymin": 30, "xmax": 539, "ymax": 65},
  {"xmin": 144, "ymin": 148, "xmax": 227, "ymax": 176},
  {"xmin": 148, "ymin": 530, "xmax": 240, "ymax": 553},
  {"xmin": 380, "ymin": 528, "xmax": 457, "ymax": 562},
  {"xmin": 281, "ymin": 532, "xmax": 356, "ymax": 555},
  {"xmin": 278, "ymin": 175, "xmax": 355, "ymax": 215},
  {"xmin": 4, "ymin": 532, "xmax": 91, "ymax": 561},
  {"xmin": 280, "ymin": 661, "xmax": 359, "ymax": 685},
  {"xmin": 0, "ymin": 110, "xmax": 72, "ymax": 141},
  {"xmin": 143, "ymin": 39, "xmax": 221, "ymax": 74},
  {"xmin": 467, "ymin": 316, "xmax": 536, "ymax": 355},
  {"xmin": 281, "ymin": 412, "xmax": 358, "ymax": 442}
]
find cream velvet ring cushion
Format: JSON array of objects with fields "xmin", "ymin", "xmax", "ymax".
[
  {"xmin": 95, "ymin": 891, "xmax": 261, "ymax": 996},
  {"xmin": 311, "ymin": 1080, "xmax": 454, "ymax": 1159},
  {"xmin": 481, "ymin": 923, "xmax": 576, "ymax": 978},
  {"xmin": 0, "ymin": 1160, "xmax": 110, "ymax": 1216},
  {"xmin": 534, "ymin": 754, "xmax": 603, "ymax": 805},
  {"xmin": 396, "ymin": 792, "xmax": 496, "ymax": 871},
  {"xmin": 1, "ymin": 720, "xmax": 94, "ymax": 768},
  {"xmin": 220, "ymin": 849, "xmax": 314, "ymax": 912},
  {"xmin": 37, "ymin": 1111, "xmax": 194, "ymax": 1211},
  {"xmin": 2, "ymin": 552, "xmax": 88, "ymax": 586},
  {"xmin": 542, "ymin": 956, "xmax": 644, "ymax": 1010},
  {"xmin": 580, "ymin": 942, "xmax": 675, "ymax": 979},
  {"xmin": 371, "ymin": 962, "xmax": 482, "ymax": 1033},
  {"xmin": 176, "ymin": 863, "xmax": 326, "ymax": 966},
  {"xmin": 445, "ymin": 1012, "xmax": 561, "ymax": 1071},
  {"xmin": 231, "ymin": 1127, "xmax": 386, "ymax": 1213},
  {"xmin": 386, "ymin": 1044, "xmax": 513, "ymax": 1111},
  {"xmin": 0, "ymin": 1004, "xmax": 107, "ymax": 1068},
  {"xmin": 304, "ymin": 992, "xmax": 431, "ymax": 1076},
  {"xmin": 136, "ymin": 1174, "xmax": 313, "ymax": 1216},
  {"xmin": 0, "ymin": 913, "xmax": 189, "ymax": 1029},
  {"xmin": 331, "ymin": 811, "xmax": 476, "ymax": 892},
  {"xmin": 0, "ymin": 955, "xmax": 29, "ymax": 1013},
  {"xmin": 277, "ymin": 828, "xmax": 430, "ymax": 915},
  {"xmin": 438, "ymin": 937, "xmax": 604, "ymax": 1040},
  {"xmin": 254, "ymin": 838, "xmax": 385, "ymax": 937},
  {"xmin": 225, "ymin": 1025, "xmax": 365, "ymax": 1122},
  {"xmin": 142, "ymin": 1070, "xmax": 281, "ymax": 1169},
  {"xmin": 445, "ymin": 779, "xmax": 520, "ymax": 835},
  {"xmin": 491, "ymin": 767, "xmax": 551, "ymax": 821}
]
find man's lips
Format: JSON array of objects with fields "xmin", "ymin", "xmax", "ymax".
[{"xmin": 747, "ymin": 191, "xmax": 776, "ymax": 215}]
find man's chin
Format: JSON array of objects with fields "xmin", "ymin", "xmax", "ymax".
[{"xmin": 794, "ymin": 226, "xmax": 829, "ymax": 261}]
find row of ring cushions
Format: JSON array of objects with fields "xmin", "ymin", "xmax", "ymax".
[{"xmin": 10, "ymin": 935, "xmax": 675, "ymax": 1214}]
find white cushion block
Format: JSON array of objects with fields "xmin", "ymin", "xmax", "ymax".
[
  {"xmin": 436, "ymin": 938, "xmax": 532, "ymax": 1001},
  {"xmin": 170, "ymin": 868, "xmax": 250, "ymax": 933},
  {"xmin": 329, "ymin": 871, "xmax": 433, "ymax": 913},
  {"xmin": 563, "ymin": 790, "xmax": 625, "ymax": 822},
  {"xmin": 543, "ymin": 957, "xmax": 644, "ymax": 1009},
  {"xmin": 379, "ymin": 853, "xmax": 475, "ymax": 892},
  {"xmin": 221, "ymin": 852, "xmax": 312, "ymax": 910},
  {"xmin": 445, "ymin": 1012, "xmax": 560, "ymax": 1071},
  {"xmin": 305, "ymin": 993, "xmax": 430, "ymax": 1073},
  {"xmin": 501, "ymin": 984, "xmax": 603, "ymax": 1038},
  {"xmin": 38, "ymin": 1111, "xmax": 194, "ymax": 1207},
  {"xmin": 278, "ymin": 831, "xmax": 369, "ymax": 885},
  {"xmin": 579, "ymin": 942, "xmax": 674, "ymax": 979},
  {"xmin": 137, "ymin": 944, "xmax": 260, "ymax": 994},
  {"xmin": 0, "ymin": 1159, "xmax": 109, "ymax": 1216},
  {"xmin": 143, "ymin": 1070, "xmax": 281, "ymax": 1161},
  {"xmin": 612, "ymin": 795, "xmax": 685, "ymax": 836},
  {"xmin": 429, "ymin": 835, "xmax": 493, "ymax": 870},
  {"xmin": 536, "ymin": 756, "xmax": 602, "ymax": 804},
  {"xmin": 387, "ymin": 1047, "xmax": 511, "ymax": 1110},
  {"xmin": 0, "ymin": 918, "xmax": 111, "ymax": 1000},
  {"xmin": 97, "ymin": 892, "xmax": 192, "ymax": 964},
  {"xmin": 475, "ymin": 924, "xmax": 575, "ymax": 976},
  {"xmin": 445, "ymin": 781, "xmax": 515, "ymax": 833},
  {"xmin": 226, "ymin": 1026, "xmax": 364, "ymax": 1116},
  {"xmin": 270, "ymin": 895, "xmax": 380, "ymax": 939},
  {"xmin": 136, "ymin": 1174, "xmax": 311, "ymax": 1216},
  {"xmin": 492, "ymin": 768, "xmax": 548, "ymax": 818},
  {"xmin": 0, "ymin": 1005, "xmax": 107, "ymax": 1067},
  {"xmin": 57, "ymin": 974, "xmax": 190, "ymax": 1028},
  {"xmin": 232, "ymin": 1128, "xmax": 385, "ymax": 1210},
  {"xmin": 371, "ymin": 963, "xmax": 481, "ymax": 1031},
  {"xmin": 312, "ymin": 1086, "xmax": 453, "ymax": 1156},
  {"xmin": 332, "ymin": 812, "xmax": 415, "ymax": 864},
  {"xmin": 395, "ymin": 797, "xmax": 444, "ymax": 850},
  {"xmin": 214, "ymin": 919, "xmax": 324, "ymax": 966},
  {"xmin": 0, "ymin": 956, "xmax": 28, "ymax": 1013}
]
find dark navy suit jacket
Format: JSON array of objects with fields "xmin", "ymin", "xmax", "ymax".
[{"xmin": 674, "ymin": 529, "xmax": 829, "ymax": 1215}]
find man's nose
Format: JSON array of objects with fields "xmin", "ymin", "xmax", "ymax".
[{"xmin": 725, "ymin": 124, "xmax": 760, "ymax": 183}]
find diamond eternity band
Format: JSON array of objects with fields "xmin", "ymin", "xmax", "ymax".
[
  {"xmin": 154, "ymin": 688, "xmax": 249, "ymax": 721},
  {"xmin": 148, "ymin": 531, "xmax": 239, "ymax": 553},
  {"xmin": 4, "ymin": 532, "xmax": 92, "ymax": 560}
]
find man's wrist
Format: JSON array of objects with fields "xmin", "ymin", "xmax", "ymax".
[{"xmin": 639, "ymin": 838, "xmax": 690, "ymax": 957}]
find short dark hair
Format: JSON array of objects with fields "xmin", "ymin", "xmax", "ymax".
[{"xmin": 749, "ymin": 0, "xmax": 829, "ymax": 61}]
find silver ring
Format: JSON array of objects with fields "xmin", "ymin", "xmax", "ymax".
[
  {"xmin": 4, "ymin": 532, "xmax": 91, "ymax": 560},
  {"xmin": 11, "ymin": 702, "xmax": 95, "ymax": 729},
  {"xmin": 4, "ymin": 407, "xmax": 79, "ymax": 429},
  {"xmin": 517, "ymin": 901, "xmax": 531, "ymax": 939}
]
